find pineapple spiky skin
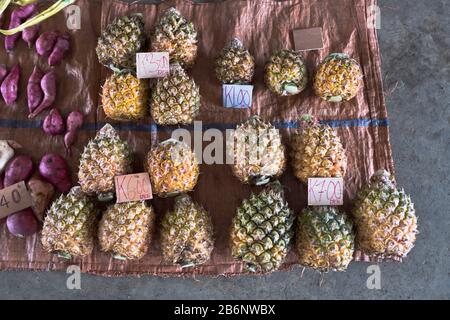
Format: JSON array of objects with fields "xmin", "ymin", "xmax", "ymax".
[
  {"xmin": 150, "ymin": 63, "xmax": 200, "ymax": 125},
  {"xmin": 151, "ymin": 7, "xmax": 198, "ymax": 67},
  {"xmin": 290, "ymin": 115, "xmax": 347, "ymax": 184},
  {"xmin": 161, "ymin": 194, "xmax": 214, "ymax": 267},
  {"xmin": 265, "ymin": 50, "xmax": 308, "ymax": 96},
  {"xmin": 296, "ymin": 206, "xmax": 355, "ymax": 272},
  {"xmin": 98, "ymin": 201, "xmax": 156, "ymax": 260},
  {"xmin": 352, "ymin": 170, "xmax": 418, "ymax": 259},
  {"xmin": 96, "ymin": 14, "xmax": 145, "ymax": 70},
  {"xmin": 215, "ymin": 38, "xmax": 255, "ymax": 84},
  {"xmin": 145, "ymin": 139, "xmax": 199, "ymax": 197},
  {"xmin": 314, "ymin": 53, "xmax": 363, "ymax": 102},
  {"xmin": 102, "ymin": 73, "xmax": 148, "ymax": 121},
  {"xmin": 228, "ymin": 116, "xmax": 286, "ymax": 186},
  {"xmin": 78, "ymin": 124, "xmax": 133, "ymax": 198},
  {"xmin": 41, "ymin": 187, "xmax": 98, "ymax": 258},
  {"xmin": 231, "ymin": 181, "xmax": 294, "ymax": 273}
]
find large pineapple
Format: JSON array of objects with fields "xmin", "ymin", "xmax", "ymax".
[
  {"xmin": 160, "ymin": 194, "xmax": 214, "ymax": 267},
  {"xmin": 98, "ymin": 201, "xmax": 155, "ymax": 260},
  {"xmin": 291, "ymin": 115, "xmax": 347, "ymax": 184},
  {"xmin": 231, "ymin": 181, "xmax": 294, "ymax": 273},
  {"xmin": 102, "ymin": 73, "xmax": 148, "ymax": 121},
  {"xmin": 151, "ymin": 7, "xmax": 198, "ymax": 67},
  {"xmin": 265, "ymin": 50, "xmax": 308, "ymax": 96},
  {"xmin": 296, "ymin": 206, "xmax": 355, "ymax": 272},
  {"xmin": 314, "ymin": 53, "xmax": 363, "ymax": 102},
  {"xmin": 150, "ymin": 63, "xmax": 200, "ymax": 125},
  {"xmin": 41, "ymin": 187, "xmax": 98, "ymax": 258},
  {"xmin": 228, "ymin": 116, "xmax": 286, "ymax": 185},
  {"xmin": 352, "ymin": 170, "xmax": 418, "ymax": 259},
  {"xmin": 145, "ymin": 139, "xmax": 199, "ymax": 197},
  {"xmin": 215, "ymin": 38, "xmax": 255, "ymax": 84},
  {"xmin": 78, "ymin": 124, "xmax": 132, "ymax": 200},
  {"xmin": 96, "ymin": 14, "xmax": 145, "ymax": 70}
]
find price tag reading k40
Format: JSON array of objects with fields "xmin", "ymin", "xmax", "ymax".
[
  {"xmin": 308, "ymin": 178, "xmax": 344, "ymax": 206},
  {"xmin": 115, "ymin": 173, "xmax": 153, "ymax": 204},
  {"xmin": 0, "ymin": 181, "xmax": 33, "ymax": 219},
  {"xmin": 136, "ymin": 52, "xmax": 170, "ymax": 79}
]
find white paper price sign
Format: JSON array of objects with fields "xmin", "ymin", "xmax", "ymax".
[
  {"xmin": 308, "ymin": 178, "xmax": 344, "ymax": 206},
  {"xmin": 223, "ymin": 84, "xmax": 253, "ymax": 108},
  {"xmin": 115, "ymin": 173, "xmax": 153, "ymax": 203},
  {"xmin": 0, "ymin": 181, "xmax": 33, "ymax": 219},
  {"xmin": 136, "ymin": 52, "xmax": 170, "ymax": 79}
]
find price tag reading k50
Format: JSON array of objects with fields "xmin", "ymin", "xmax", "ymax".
[
  {"xmin": 0, "ymin": 181, "xmax": 33, "ymax": 219},
  {"xmin": 136, "ymin": 52, "xmax": 170, "ymax": 79},
  {"xmin": 308, "ymin": 178, "xmax": 344, "ymax": 206},
  {"xmin": 115, "ymin": 173, "xmax": 153, "ymax": 204}
]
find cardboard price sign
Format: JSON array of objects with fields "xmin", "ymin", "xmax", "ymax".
[
  {"xmin": 136, "ymin": 52, "xmax": 170, "ymax": 79},
  {"xmin": 293, "ymin": 27, "xmax": 324, "ymax": 51},
  {"xmin": 223, "ymin": 84, "xmax": 253, "ymax": 108},
  {"xmin": 308, "ymin": 177, "xmax": 344, "ymax": 206},
  {"xmin": 0, "ymin": 181, "xmax": 33, "ymax": 219},
  {"xmin": 115, "ymin": 173, "xmax": 153, "ymax": 203}
]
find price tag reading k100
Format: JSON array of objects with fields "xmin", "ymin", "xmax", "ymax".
[
  {"xmin": 308, "ymin": 177, "xmax": 344, "ymax": 206},
  {"xmin": 0, "ymin": 181, "xmax": 33, "ymax": 219}
]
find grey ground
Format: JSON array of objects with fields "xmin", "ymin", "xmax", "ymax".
[{"xmin": 0, "ymin": 0, "xmax": 449, "ymax": 300}]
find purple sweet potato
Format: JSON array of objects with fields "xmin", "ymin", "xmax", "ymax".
[
  {"xmin": 38, "ymin": 153, "xmax": 71, "ymax": 193},
  {"xmin": 14, "ymin": 3, "xmax": 37, "ymax": 20},
  {"xmin": 0, "ymin": 64, "xmax": 7, "ymax": 83},
  {"xmin": 4, "ymin": 3, "xmax": 37, "ymax": 52},
  {"xmin": 0, "ymin": 175, "xmax": 4, "ymax": 225},
  {"xmin": 1, "ymin": 64, "xmax": 20, "ymax": 105},
  {"xmin": 48, "ymin": 33, "xmax": 70, "ymax": 66},
  {"xmin": 29, "ymin": 70, "xmax": 56, "ymax": 118},
  {"xmin": 43, "ymin": 108, "xmax": 65, "ymax": 135},
  {"xmin": 22, "ymin": 13, "xmax": 40, "ymax": 48},
  {"xmin": 7, "ymin": 208, "xmax": 40, "ymax": 237},
  {"xmin": 27, "ymin": 174, "xmax": 54, "ymax": 222},
  {"xmin": 27, "ymin": 66, "xmax": 44, "ymax": 113},
  {"xmin": 36, "ymin": 31, "xmax": 58, "ymax": 57},
  {"xmin": 3, "ymin": 155, "xmax": 33, "ymax": 187},
  {"xmin": 64, "ymin": 111, "xmax": 83, "ymax": 155}
]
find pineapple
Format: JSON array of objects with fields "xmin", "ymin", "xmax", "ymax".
[
  {"xmin": 291, "ymin": 115, "xmax": 347, "ymax": 184},
  {"xmin": 265, "ymin": 50, "xmax": 308, "ymax": 96},
  {"xmin": 231, "ymin": 181, "xmax": 294, "ymax": 273},
  {"xmin": 314, "ymin": 53, "xmax": 363, "ymax": 102},
  {"xmin": 151, "ymin": 7, "xmax": 198, "ymax": 67},
  {"xmin": 41, "ymin": 187, "xmax": 98, "ymax": 258},
  {"xmin": 78, "ymin": 124, "xmax": 132, "ymax": 200},
  {"xmin": 215, "ymin": 38, "xmax": 255, "ymax": 84},
  {"xmin": 352, "ymin": 170, "xmax": 418, "ymax": 259},
  {"xmin": 150, "ymin": 63, "xmax": 200, "ymax": 126},
  {"xmin": 102, "ymin": 73, "xmax": 148, "ymax": 121},
  {"xmin": 160, "ymin": 194, "xmax": 214, "ymax": 267},
  {"xmin": 228, "ymin": 116, "xmax": 286, "ymax": 185},
  {"xmin": 296, "ymin": 206, "xmax": 355, "ymax": 272},
  {"xmin": 145, "ymin": 139, "xmax": 199, "ymax": 197},
  {"xmin": 96, "ymin": 14, "xmax": 145, "ymax": 70},
  {"xmin": 98, "ymin": 201, "xmax": 156, "ymax": 260}
]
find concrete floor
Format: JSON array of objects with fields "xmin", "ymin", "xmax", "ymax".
[{"xmin": 0, "ymin": 0, "xmax": 449, "ymax": 299}]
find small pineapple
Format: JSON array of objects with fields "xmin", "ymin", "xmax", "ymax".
[
  {"xmin": 231, "ymin": 181, "xmax": 294, "ymax": 273},
  {"xmin": 78, "ymin": 124, "xmax": 132, "ymax": 200},
  {"xmin": 265, "ymin": 50, "xmax": 308, "ymax": 96},
  {"xmin": 296, "ymin": 206, "xmax": 355, "ymax": 272},
  {"xmin": 96, "ymin": 14, "xmax": 145, "ymax": 70},
  {"xmin": 291, "ymin": 115, "xmax": 347, "ymax": 184},
  {"xmin": 215, "ymin": 38, "xmax": 255, "ymax": 84},
  {"xmin": 161, "ymin": 194, "xmax": 214, "ymax": 267},
  {"xmin": 151, "ymin": 7, "xmax": 198, "ymax": 67},
  {"xmin": 98, "ymin": 201, "xmax": 156, "ymax": 260},
  {"xmin": 150, "ymin": 63, "xmax": 200, "ymax": 125},
  {"xmin": 102, "ymin": 73, "xmax": 148, "ymax": 121},
  {"xmin": 41, "ymin": 187, "xmax": 98, "ymax": 258},
  {"xmin": 145, "ymin": 139, "xmax": 199, "ymax": 197},
  {"xmin": 353, "ymin": 170, "xmax": 418, "ymax": 259},
  {"xmin": 228, "ymin": 116, "xmax": 286, "ymax": 185},
  {"xmin": 314, "ymin": 53, "xmax": 363, "ymax": 102}
]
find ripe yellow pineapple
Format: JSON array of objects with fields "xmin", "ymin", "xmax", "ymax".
[{"xmin": 215, "ymin": 38, "xmax": 255, "ymax": 84}]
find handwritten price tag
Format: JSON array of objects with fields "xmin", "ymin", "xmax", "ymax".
[
  {"xmin": 115, "ymin": 173, "xmax": 153, "ymax": 204},
  {"xmin": 136, "ymin": 52, "xmax": 170, "ymax": 79},
  {"xmin": 308, "ymin": 178, "xmax": 344, "ymax": 206},
  {"xmin": 0, "ymin": 181, "xmax": 33, "ymax": 219},
  {"xmin": 293, "ymin": 27, "xmax": 324, "ymax": 51},
  {"xmin": 223, "ymin": 84, "xmax": 253, "ymax": 109}
]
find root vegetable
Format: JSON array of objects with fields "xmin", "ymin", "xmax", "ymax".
[
  {"xmin": 0, "ymin": 175, "xmax": 4, "ymax": 225},
  {"xmin": 35, "ymin": 31, "xmax": 58, "ymax": 56},
  {"xmin": 7, "ymin": 208, "xmax": 40, "ymax": 237},
  {"xmin": 27, "ymin": 174, "xmax": 54, "ymax": 222},
  {"xmin": 27, "ymin": 66, "xmax": 44, "ymax": 113},
  {"xmin": 43, "ymin": 108, "xmax": 65, "ymax": 135},
  {"xmin": 64, "ymin": 111, "xmax": 83, "ymax": 155},
  {"xmin": 22, "ymin": 13, "xmax": 39, "ymax": 48},
  {"xmin": 0, "ymin": 140, "xmax": 15, "ymax": 173},
  {"xmin": 38, "ymin": 153, "xmax": 71, "ymax": 193},
  {"xmin": 1, "ymin": 64, "xmax": 20, "ymax": 105},
  {"xmin": 3, "ymin": 155, "xmax": 33, "ymax": 187},
  {"xmin": 29, "ymin": 70, "xmax": 56, "ymax": 118},
  {"xmin": 0, "ymin": 64, "xmax": 7, "ymax": 82},
  {"xmin": 4, "ymin": 3, "xmax": 36, "ymax": 52},
  {"xmin": 48, "ymin": 33, "xmax": 70, "ymax": 66}
]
